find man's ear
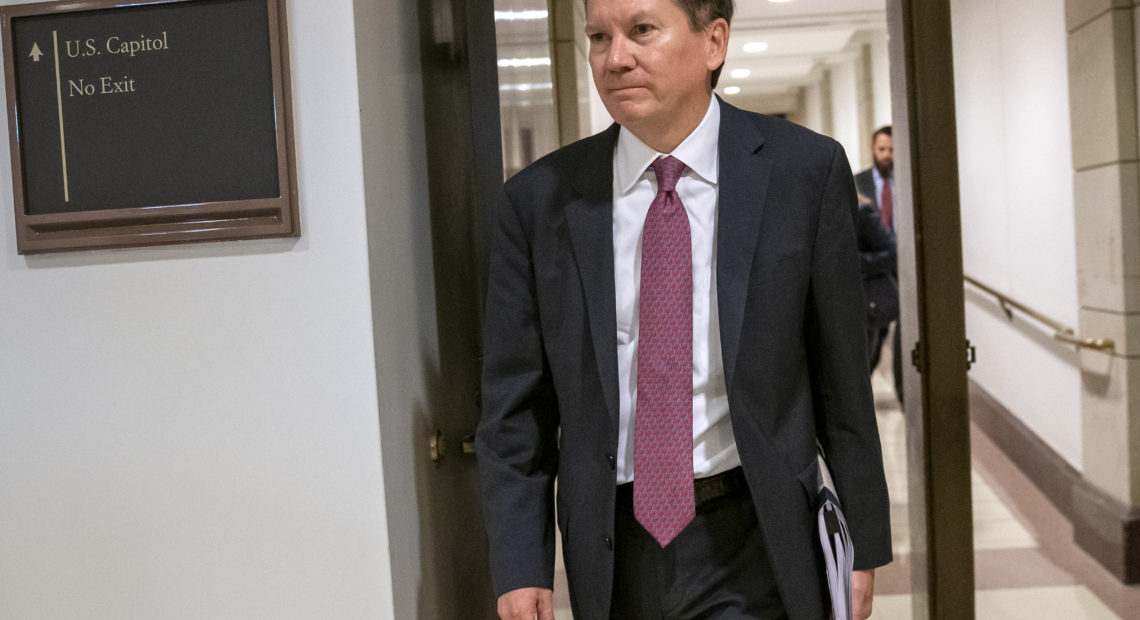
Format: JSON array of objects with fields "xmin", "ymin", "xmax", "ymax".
[{"xmin": 705, "ymin": 18, "xmax": 729, "ymax": 73}]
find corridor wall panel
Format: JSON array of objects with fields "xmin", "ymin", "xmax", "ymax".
[
  {"xmin": 0, "ymin": 0, "xmax": 401, "ymax": 617},
  {"xmin": 952, "ymin": 0, "xmax": 1082, "ymax": 468}
]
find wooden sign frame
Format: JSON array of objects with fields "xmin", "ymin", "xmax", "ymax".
[{"xmin": 1, "ymin": 0, "xmax": 298, "ymax": 254}]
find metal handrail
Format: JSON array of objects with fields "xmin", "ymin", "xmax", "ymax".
[{"xmin": 963, "ymin": 275, "xmax": 1116, "ymax": 352}]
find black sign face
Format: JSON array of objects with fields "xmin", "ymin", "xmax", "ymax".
[{"xmin": 9, "ymin": 0, "xmax": 281, "ymax": 216}]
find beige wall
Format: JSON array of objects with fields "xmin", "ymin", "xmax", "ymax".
[
  {"xmin": 0, "ymin": 1, "xmax": 416, "ymax": 617},
  {"xmin": 1065, "ymin": 0, "xmax": 1140, "ymax": 507}
]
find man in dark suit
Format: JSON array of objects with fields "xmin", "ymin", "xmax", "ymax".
[
  {"xmin": 477, "ymin": 0, "xmax": 891, "ymax": 618},
  {"xmin": 854, "ymin": 127, "xmax": 902, "ymax": 403}
]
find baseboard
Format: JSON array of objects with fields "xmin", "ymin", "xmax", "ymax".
[
  {"xmin": 967, "ymin": 380, "xmax": 1140, "ymax": 584},
  {"xmin": 967, "ymin": 381, "xmax": 1080, "ymax": 520},
  {"xmin": 1071, "ymin": 480, "xmax": 1140, "ymax": 583}
]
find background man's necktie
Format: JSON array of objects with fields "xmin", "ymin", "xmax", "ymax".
[
  {"xmin": 880, "ymin": 177, "xmax": 893, "ymax": 232},
  {"xmin": 634, "ymin": 155, "xmax": 694, "ymax": 547}
]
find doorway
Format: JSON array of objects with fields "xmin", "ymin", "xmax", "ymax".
[{"xmin": 409, "ymin": 0, "xmax": 974, "ymax": 618}]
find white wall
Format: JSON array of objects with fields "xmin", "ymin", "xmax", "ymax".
[
  {"xmin": 952, "ymin": 0, "xmax": 1082, "ymax": 468},
  {"xmin": 870, "ymin": 32, "xmax": 892, "ymax": 130},
  {"xmin": 801, "ymin": 80, "xmax": 824, "ymax": 135},
  {"xmin": 828, "ymin": 57, "xmax": 863, "ymax": 171},
  {"xmin": 0, "ymin": 1, "xmax": 399, "ymax": 617}
]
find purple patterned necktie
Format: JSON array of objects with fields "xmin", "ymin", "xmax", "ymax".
[
  {"xmin": 634, "ymin": 155, "xmax": 694, "ymax": 547},
  {"xmin": 880, "ymin": 175, "xmax": 893, "ymax": 232}
]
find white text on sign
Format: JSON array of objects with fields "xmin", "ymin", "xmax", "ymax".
[
  {"xmin": 67, "ymin": 76, "xmax": 137, "ymax": 96},
  {"xmin": 64, "ymin": 32, "xmax": 169, "ymax": 59}
]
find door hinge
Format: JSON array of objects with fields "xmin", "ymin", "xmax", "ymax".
[{"xmin": 910, "ymin": 340, "xmax": 976, "ymax": 373}]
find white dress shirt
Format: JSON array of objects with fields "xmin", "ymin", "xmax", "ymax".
[{"xmin": 612, "ymin": 96, "xmax": 740, "ymax": 484}]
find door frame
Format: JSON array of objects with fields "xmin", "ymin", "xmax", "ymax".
[
  {"xmin": 887, "ymin": 1, "xmax": 975, "ymax": 617},
  {"xmin": 412, "ymin": 0, "xmax": 979, "ymax": 616}
]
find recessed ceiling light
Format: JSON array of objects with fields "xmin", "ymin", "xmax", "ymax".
[
  {"xmin": 743, "ymin": 42, "xmax": 769, "ymax": 53},
  {"xmin": 724, "ymin": 86, "xmax": 741, "ymax": 95},
  {"xmin": 730, "ymin": 68, "xmax": 751, "ymax": 79},
  {"xmin": 494, "ymin": 10, "xmax": 549, "ymax": 21},
  {"xmin": 499, "ymin": 82, "xmax": 554, "ymax": 92},
  {"xmin": 497, "ymin": 57, "xmax": 552, "ymax": 68},
  {"xmin": 767, "ymin": 0, "xmax": 795, "ymax": 4}
]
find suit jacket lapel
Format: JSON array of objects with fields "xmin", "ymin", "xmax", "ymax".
[
  {"xmin": 716, "ymin": 99, "xmax": 770, "ymax": 395},
  {"xmin": 566, "ymin": 125, "xmax": 622, "ymax": 430}
]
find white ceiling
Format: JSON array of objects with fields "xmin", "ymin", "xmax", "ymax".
[
  {"xmin": 491, "ymin": 0, "xmax": 888, "ymax": 113},
  {"xmin": 720, "ymin": 0, "xmax": 887, "ymax": 103},
  {"xmin": 735, "ymin": 0, "xmax": 886, "ymax": 21}
]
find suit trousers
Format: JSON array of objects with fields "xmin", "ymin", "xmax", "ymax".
[
  {"xmin": 867, "ymin": 323, "xmax": 904, "ymax": 406},
  {"xmin": 866, "ymin": 325, "xmax": 888, "ymax": 372},
  {"xmin": 892, "ymin": 324, "xmax": 904, "ymax": 406},
  {"xmin": 611, "ymin": 474, "xmax": 789, "ymax": 619}
]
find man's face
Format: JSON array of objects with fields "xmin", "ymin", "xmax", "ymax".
[
  {"xmin": 873, "ymin": 133, "xmax": 894, "ymax": 176},
  {"xmin": 586, "ymin": 0, "xmax": 726, "ymax": 142}
]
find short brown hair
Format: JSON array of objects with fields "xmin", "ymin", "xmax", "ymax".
[{"xmin": 672, "ymin": 0, "xmax": 735, "ymax": 31}]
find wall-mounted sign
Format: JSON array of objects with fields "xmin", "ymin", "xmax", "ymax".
[{"xmin": 1, "ymin": 0, "xmax": 297, "ymax": 253}]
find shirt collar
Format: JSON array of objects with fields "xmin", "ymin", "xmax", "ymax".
[{"xmin": 614, "ymin": 95, "xmax": 720, "ymax": 194}]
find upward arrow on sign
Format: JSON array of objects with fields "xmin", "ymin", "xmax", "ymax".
[{"xmin": 29, "ymin": 42, "xmax": 43, "ymax": 62}]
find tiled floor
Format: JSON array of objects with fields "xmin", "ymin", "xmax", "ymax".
[
  {"xmin": 868, "ymin": 339, "xmax": 1139, "ymax": 619},
  {"xmin": 551, "ymin": 341, "xmax": 1140, "ymax": 618},
  {"xmin": 874, "ymin": 586, "xmax": 1121, "ymax": 619}
]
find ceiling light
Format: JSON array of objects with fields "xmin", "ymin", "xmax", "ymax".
[
  {"xmin": 730, "ymin": 68, "xmax": 751, "ymax": 79},
  {"xmin": 767, "ymin": 0, "xmax": 795, "ymax": 4},
  {"xmin": 494, "ymin": 10, "xmax": 549, "ymax": 21},
  {"xmin": 724, "ymin": 86, "xmax": 741, "ymax": 95},
  {"xmin": 497, "ymin": 57, "xmax": 552, "ymax": 68},
  {"xmin": 500, "ymin": 82, "xmax": 554, "ymax": 92},
  {"xmin": 743, "ymin": 42, "xmax": 769, "ymax": 53}
]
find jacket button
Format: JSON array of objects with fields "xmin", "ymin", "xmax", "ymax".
[
  {"xmin": 606, "ymin": 454, "xmax": 615, "ymax": 470},
  {"xmin": 603, "ymin": 536, "xmax": 613, "ymax": 550}
]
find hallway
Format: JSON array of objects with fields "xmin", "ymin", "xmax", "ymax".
[
  {"xmin": 502, "ymin": 1, "xmax": 1140, "ymax": 613},
  {"xmin": 871, "ymin": 341, "xmax": 1140, "ymax": 619}
]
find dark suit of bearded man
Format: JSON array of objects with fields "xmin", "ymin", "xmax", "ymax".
[
  {"xmin": 854, "ymin": 126, "xmax": 902, "ymax": 404},
  {"xmin": 476, "ymin": 1, "xmax": 892, "ymax": 619}
]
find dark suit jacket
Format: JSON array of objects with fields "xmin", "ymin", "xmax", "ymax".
[
  {"xmin": 854, "ymin": 168, "xmax": 898, "ymax": 327},
  {"xmin": 854, "ymin": 167, "xmax": 879, "ymax": 211},
  {"xmin": 856, "ymin": 204, "xmax": 895, "ymax": 278},
  {"xmin": 477, "ymin": 99, "xmax": 892, "ymax": 620}
]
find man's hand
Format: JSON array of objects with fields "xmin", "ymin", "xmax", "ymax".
[
  {"xmin": 497, "ymin": 587, "xmax": 554, "ymax": 620},
  {"xmin": 853, "ymin": 569, "xmax": 876, "ymax": 620}
]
